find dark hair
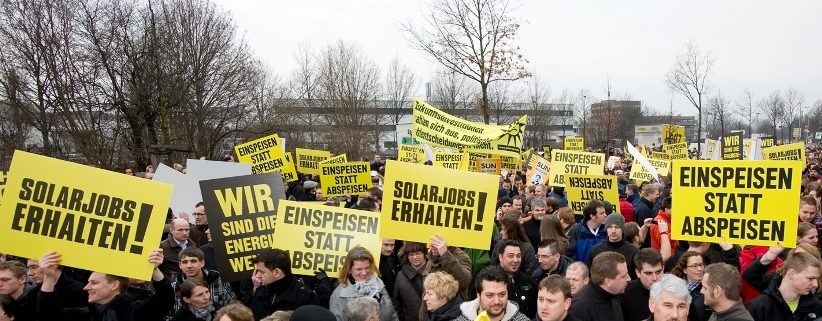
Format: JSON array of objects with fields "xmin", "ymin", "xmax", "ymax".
[
  {"xmin": 626, "ymin": 184, "xmax": 639, "ymax": 194},
  {"xmin": 0, "ymin": 261, "xmax": 26, "ymax": 278},
  {"xmin": 496, "ymin": 196, "xmax": 513, "ymax": 210},
  {"xmin": 103, "ymin": 274, "xmax": 130, "ymax": 293},
  {"xmin": 634, "ymin": 248, "xmax": 663, "ymax": 269},
  {"xmin": 538, "ymin": 275, "xmax": 571, "ymax": 300},
  {"xmin": 538, "ymin": 239, "xmax": 561, "ymax": 255},
  {"xmin": 195, "ymin": 201, "xmax": 205, "ymax": 208},
  {"xmin": 402, "ymin": 242, "xmax": 427, "ymax": 263},
  {"xmin": 180, "ymin": 279, "xmax": 209, "ymax": 309},
  {"xmin": 367, "ymin": 187, "xmax": 382, "ymax": 201},
  {"xmin": 704, "ymin": 263, "xmax": 741, "ymax": 301},
  {"xmin": 583, "ymin": 200, "xmax": 605, "ymax": 221},
  {"xmin": 544, "ymin": 196, "xmax": 559, "ymax": 210},
  {"xmin": 475, "ymin": 266, "xmax": 509, "ymax": 293},
  {"xmin": 498, "ymin": 239, "xmax": 522, "ymax": 256},
  {"xmin": 357, "ymin": 197, "xmax": 379, "ymax": 211},
  {"xmin": 179, "ymin": 247, "xmax": 205, "ymax": 262},
  {"xmin": 624, "ymin": 222, "xmax": 640, "ymax": 244},
  {"xmin": 0, "ymin": 294, "xmax": 18, "ymax": 318},
  {"xmin": 591, "ymin": 252, "xmax": 626, "ymax": 284},
  {"xmin": 671, "ymin": 251, "xmax": 706, "ymax": 279},
  {"xmin": 661, "ymin": 197, "xmax": 672, "ymax": 211},
  {"xmin": 500, "ymin": 216, "xmax": 529, "ymax": 243},
  {"xmin": 250, "ymin": 249, "xmax": 292, "ymax": 275}
]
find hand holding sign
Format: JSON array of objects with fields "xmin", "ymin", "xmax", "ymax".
[
  {"xmin": 39, "ymin": 251, "xmax": 62, "ymax": 280},
  {"xmin": 430, "ymin": 235, "xmax": 448, "ymax": 257}
]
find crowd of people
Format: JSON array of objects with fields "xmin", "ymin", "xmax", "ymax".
[{"xmin": 3, "ymin": 146, "xmax": 822, "ymax": 321}]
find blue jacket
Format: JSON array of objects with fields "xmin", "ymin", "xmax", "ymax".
[{"xmin": 567, "ymin": 222, "xmax": 607, "ymax": 262}]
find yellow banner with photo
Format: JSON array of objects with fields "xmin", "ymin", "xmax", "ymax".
[
  {"xmin": 433, "ymin": 152, "xmax": 464, "ymax": 170},
  {"xmin": 526, "ymin": 154, "xmax": 551, "ymax": 186},
  {"xmin": 0, "ymin": 151, "xmax": 172, "ymax": 280},
  {"xmin": 296, "ymin": 148, "xmax": 331, "ymax": 174},
  {"xmin": 319, "ymin": 162, "xmax": 372, "ymax": 197},
  {"xmin": 629, "ymin": 158, "xmax": 671, "ymax": 182},
  {"xmin": 671, "ymin": 160, "xmax": 801, "ymax": 246},
  {"xmin": 398, "ymin": 144, "xmax": 426, "ymax": 164},
  {"xmin": 381, "ymin": 160, "xmax": 498, "ymax": 249},
  {"xmin": 563, "ymin": 137, "xmax": 584, "ymax": 151},
  {"xmin": 547, "ymin": 150, "xmax": 605, "ymax": 187},
  {"xmin": 411, "ymin": 98, "xmax": 526, "ymax": 158},
  {"xmin": 565, "ymin": 175, "xmax": 620, "ymax": 215},
  {"xmin": 274, "ymin": 200, "xmax": 381, "ymax": 276}
]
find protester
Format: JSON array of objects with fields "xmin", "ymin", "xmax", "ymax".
[
  {"xmin": 569, "ymin": 252, "xmax": 630, "ymax": 321},
  {"xmin": 539, "ymin": 215, "xmax": 570, "ymax": 256},
  {"xmin": 214, "ymin": 303, "xmax": 255, "ymax": 321},
  {"xmin": 671, "ymin": 252, "xmax": 709, "ymax": 321},
  {"xmin": 247, "ymin": 249, "xmax": 317, "ymax": 320},
  {"xmin": 161, "ymin": 218, "xmax": 198, "ymax": 277},
  {"xmin": 746, "ymin": 252, "xmax": 822, "ymax": 320},
  {"xmin": 491, "ymin": 215, "xmax": 538, "ymax": 275},
  {"xmin": 172, "ymin": 279, "xmax": 220, "ymax": 321},
  {"xmin": 495, "ymin": 239, "xmax": 537, "ymax": 318},
  {"xmin": 170, "ymin": 248, "xmax": 236, "ymax": 318},
  {"xmin": 649, "ymin": 198, "xmax": 678, "ymax": 253},
  {"xmin": 700, "ymin": 263, "xmax": 753, "ymax": 321},
  {"xmin": 452, "ymin": 266, "xmax": 529, "ymax": 321},
  {"xmin": 555, "ymin": 208, "xmax": 577, "ymax": 237},
  {"xmin": 534, "ymin": 275, "xmax": 579, "ymax": 321},
  {"xmin": 621, "ymin": 248, "xmax": 664, "ymax": 321},
  {"xmin": 633, "ymin": 183, "xmax": 660, "ymax": 224},
  {"xmin": 190, "ymin": 202, "xmax": 210, "ymax": 247},
  {"xmin": 647, "ymin": 274, "xmax": 691, "ymax": 321},
  {"xmin": 329, "ymin": 247, "xmax": 398, "ymax": 321},
  {"xmin": 0, "ymin": 262, "xmax": 33, "ymax": 321},
  {"xmin": 421, "ymin": 272, "xmax": 462, "ymax": 321},
  {"xmin": 393, "ymin": 242, "xmax": 426, "ymax": 321},
  {"xmin": 289, "ymin": 305, "xmax": 336, "ymax": 321},
  {"xmin": 345, "ymin": 297, "xmax": 380, "ymax": 321},
  {"xmin": 37, "ymin": 249, "xmax": 175, "ymax": 321},
  {"xmin": 567, "ymin": 200, "xmax": 607, "ymax": 262},
  {"xmin": 423, "ymin": 235, "xmax": 473, "ymax": 300},
  {"xmin": 379, "ymin": 239, "xmax": 400, "ymax": 298},
  {"xmin": 564, "ymin": 262, "xmax": 589, "ymax": 297},
  {"xmin": 533, "ymin": 240, "xmax": 573, "ymax": 281},
  {"xmin": 586, "ymin": 213, "xmax": 638, "ymax": 279}
]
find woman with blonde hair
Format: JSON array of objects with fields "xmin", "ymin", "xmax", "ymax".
[
  {"xmin": 421, "ymin": 272, "xmax": 463, "ymax": 321},
  {"xmin": 329, "ymin": 246, "xmax": 398, "ymax": 321}
]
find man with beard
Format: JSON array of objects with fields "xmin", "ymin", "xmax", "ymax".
[
  {"xmin": 453, "ymin": 266, "xmax": 530, "ymax": 321},
  {"xmin": 701, "ymin": 263, "xmax": 753, "ymax": 321}
]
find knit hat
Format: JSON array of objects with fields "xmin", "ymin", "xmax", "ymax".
[
  {"xmin": 290, "ymin": 305, "xmax": 336, "ymax": 321},
  {"xmin": 604, "ymin": 213, "xmax": 625, "ymax": 230}
]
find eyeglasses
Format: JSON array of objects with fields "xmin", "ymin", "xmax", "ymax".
[
  {"xmin": 686, "ymin": 263, "xmax": 705, "ymax": 269},
  {"xmin": 192, "ymin": 213, "xmax": 206, "ymax": 216}
]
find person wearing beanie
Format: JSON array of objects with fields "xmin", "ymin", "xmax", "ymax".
[{"xmin": 586, "ymin": 213, "xmax": 639, "ymax": 279}]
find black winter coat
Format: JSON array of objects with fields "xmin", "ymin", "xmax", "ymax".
[
  {"xmin": 423, "ymin": 297, "xmax": 463, "ymax": 321},
  {"xmin": 569, "ymin": 283, "xmax": 623, "ymax": 321},
  {"xmin": 747, "ymin": 276, "xmax": 822, "ymax": 321},
  {"xmin": 37, "ymin": 277, "xmax": 174, "ymax": 321},
  {"xmin": 247, "ymin": 274, "xmax": 319, "ymax": 321},
  {"xmin": 394, "ymin": 263, "xmax": 424, "ymax": 321}
]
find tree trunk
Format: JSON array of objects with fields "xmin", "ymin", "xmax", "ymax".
[{"xmin": 481, "ymin": 83, "xmax": 490, "ymax": 124}]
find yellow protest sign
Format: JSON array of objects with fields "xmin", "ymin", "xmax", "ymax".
[
  {"xmin": 548, "ymin": 150, "xmax": 605, "ymax": 187},
  {"xmin": 0, "ymin": 170, "xmax": 6, "ymax": 205},
  {"xmin": 234, "ymin": 133, "xmax": 289, "ymax": 174},
  {"xmin": 412, "ymin": 98, "xmax": 526, "ymax": 158},
  {"xmin": 285, "ymin": 152, "xmax": 293, "ymax": 163},
  {"xmin": 275, "ymin": 200, "xmax": 381, "ymax": 276},
  {"xmin": 721, "ymin": 132, "xmax": 743, "ymax": 160},
  {"xmin": 295, "ymin": 148, "xmax": 331, "ymax": 174},
  {"xmin": 651, "ymin": 151, "xmax": 671, "ymax": 160},
  {"xmin": 462, "ymin": 152, "xmax": 490, "ymax": 172},
  {"xmin": 319, "ymin": 162, "xmax": 372, "ymax": 197},
  {"xmin": 320, "ymin": 154, "xmax": 347, "ymax": 165},
  {"xmin": 662, "ymin": 124, "xmax": 686, "ymax": 145},
  {"xmin": 381, "ymin": 160, "xmax": 497, "ymax": 249},
  {"xmin": 0, "ymin": 151, "xmax": 172, "ymax": 280},
  {"xmin": 398, "ymin": 144, "xmax": 426, "ymax": 164},
  {"xmin": 664, "ymin": 142, "xmax": 689, "ymax": 160},
  {"xmin": 565, "ymin": 175, "xmax": 620, "ymax": 215},
  {"xmin": 762, "ymin": 142, "xmax": 805, "ymax": 163},
  {"xmin": 541, "ymin": 145, "xmax": 552, "ymax": 155},
  {"xmin": 475, "ymin": 158, "xmax": 502, "ymax": 175},
  {"xmin": 433, "ymin": 152, "xmax": 464, "ymax": 170},
  {"xmin": 629, "ymin": 158, "xmax": 671, "ymax": 182},
  {"xmin": 495, "ymin": 155, "xmax": 522, "ymax": 173},
  {"xmin": 521, "ymin": 148, "xmax": 534, "ymax": 161},
  {"xmin": 743, "ymin": 140, "xmax": 754, "ymax": 160},
  {"xmin": 526, "ymin": 155, "xmax": 551, "ymax": 186},
  {"xmin": 563, "ymin": 137, "xmax": 584, "ymax": 151},
  {"xmin": 672, "ymin": 160, "xmax": 801, "ymax": 246}
]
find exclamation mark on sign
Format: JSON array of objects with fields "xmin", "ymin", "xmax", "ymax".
[
  {"xmin": 474, "ymin": 192, "xmax": 487, "ymax": 231},
  {"xmin": 129, "ymin": 204, "xmax": 154, "ymax": 254}
]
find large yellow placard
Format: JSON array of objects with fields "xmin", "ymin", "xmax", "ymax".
[
  {"xmin": 398, "ymin": 144, "xmax": 426, "ymax": 164},
  {"xmin": 565, "ymin": 175, "xmax": 620, "ymax": 215},
  {"xmin": 662, "ymin": 124, "xmax": 686, "ymax": 145},
  {"xmin": 0, "ymin": 151, "xmax": 172, "ymax": 280},
  {"xmin": 319, "ymin": 154, "xmax": 347, "ymax": 165},
  {"xmin": 630, "ymin": 158, "xmax": 671, "ymax": 182},
  {"xmin": 295, "ymin": 148, "xmax": 331, "ymax": 174},
  {"xmin": 547, "ymin": 150, "xmax": 605, "ymax": 187},
  {"xmin": 563, "ymin": 137, "xmax": 584, "ymax": 151},
  {"xmin": 381, "ymin": 160, "xmax": 497, "ymax": 249},
  {"xmin": 412, "ymin": 98, "xmax": 526, "ymax": 158},
  {"xmin": 433, "ymin": 152, "xmax": 464, "ymax": 170},
  {"xmin": 525, "ymin": 154, "xmax": 550, "ymax": 187},
  {"xmin": 274, "ymin": 200, "xmax": 381, "ymax": 277},
  {"xmin": 671, "ymin": 160, "xmax": 801, "ymax": 246},
  {"xmin": 234, "ymin": 133, "xmax": 297, "ymax": 181},
  {"xmin": 762, "ymin": 142, "xmax": 805, "ymax": 164},
  {"xmin": 319, "ymin": 162, "xmax": 372, "ymax": 197},
  {"xmin": 664, "ymin": 142, "xmax": 689, "ymax": 160}
]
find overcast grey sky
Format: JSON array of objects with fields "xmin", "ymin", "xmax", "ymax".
[{"xmin": 213, "ymin": 0, "xmax": 822, "ymax": 116}]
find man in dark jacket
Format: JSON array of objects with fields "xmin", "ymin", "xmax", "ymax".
[
  {"xmin": 747, "ymin": 252, "xmax": 822, "ymax": 321},
  {"xmin": 379, "ymin": 239, "xmax": 400, "ymax": 297},
  {"xmin": 647, "ymin": 274, "xmax": 691, "ymax": 321},
  {"xmin": 621, "ymin": 248, "xmax": 664, "ymax": 321},
  {"xmin": 632, "ymin": 183, "xmax": 660, "ymax": 224},
  {"xmin": 534, "ymin": 275, "xmax": 581, "ymax": 321},
  {"xmin": 587, "ymin": 213, "xmax": 638, "ymax": 279},
  {"xmin": 36, "ymin": 249, "xmax": 174, "ymax": 321},
  {"xmin": 533, "ymin": 240, "xmax": 572, "ymax": 282},
  {"xmin": 17, "ymin": 257, "xmax": 89, "ymax": 321},
  {"xmin": 394, "ymin": 242, "xmax": 426, "ymax": 321},
  {"xmin": 496, "ymin": 239, "xmax": 537, "ymax": 319},
  {"xmin": 247, "ymin": 249, "xmax": 318, "ymax": 320},
  {"xmin": 569, "ymin": 252, "xmax": 630, "ymax": 321}
]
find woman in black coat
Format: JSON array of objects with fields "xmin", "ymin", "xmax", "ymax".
[{"xmin": 172, "ymin": 279, "xmax": 221, "ymax": 321}]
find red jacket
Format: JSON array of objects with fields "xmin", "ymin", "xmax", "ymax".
[
  {"xmin": 650, "ymin": 210, "xmax": 678, "ymax": 252},
  {"xmin": 618, "ymin": 197, "xmax": 635, "ymax": 222}
]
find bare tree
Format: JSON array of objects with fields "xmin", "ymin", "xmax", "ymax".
[
  {"xmin": 808, "ymin": 100, "xmax": 822, "ymax": 140},
  {"xmin": 782, "ymin": 87, "xmax": 805, "ymax": 141},
  {"xmin": 553, "ymin": 89, "xmax": 575, "ymax": 139},
  {"xmin": 666, "ymin": 42, "xmax": 713, "ymax": 154},
  {"xmin": 487, "ymin": 81, "xmax": 520, "ymax": 124},
  {"xmin": 758, "ymin": 90, "xmax": 784, "ymax": 139},
  {"xmin": 707, "ymin": 90, "xmax": 732, "ymax": 136},
  {"xmin": 735, "ymin": 88, "xmax": 757, "ymax": 137},
  {"xmin": 404, "ymin": 0, "xmax": 530, "ymax": 124},
  {"xmin": 289, "ymin": 43, "xmax": 322, "ymax": 145},
  {"xmin": 573, "ymin": 89, "xmax": 592, "ymax": 144},
  {"xmin": 429, "ymin": 70, "xmax": 476, "ymax": 117},
  {"xmin": 525, "ymin": 75, "xmax": 551, "ymax": 146},
  {"xmin": 384, "ymin": 56, "xmax": 417, "ymax": 131}
]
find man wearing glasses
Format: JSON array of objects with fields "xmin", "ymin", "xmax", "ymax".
[{"xmin": 189, "ymin": 202, "xmax": 209, "ymax": 247}]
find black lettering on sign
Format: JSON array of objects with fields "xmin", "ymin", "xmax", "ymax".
[
  {"xmin": 289, "ymin": 250, "xmax": 346, "ymax": 274},
  {"xmin": 390, "ymin": 190, "xmax": 487, "ymax": 231},
  {"xmin": 680, "ymin": 215, "xmax": 784, "ymax": 241}
]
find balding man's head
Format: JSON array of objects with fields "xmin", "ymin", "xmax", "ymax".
[{"xmin": 169, "ymin": 218, "xmax": 191, "ymax": 243}]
